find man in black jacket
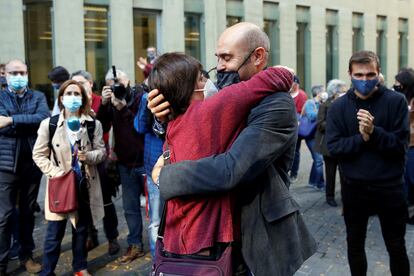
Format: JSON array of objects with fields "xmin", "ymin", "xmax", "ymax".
[
  {"xmin": 150, "ymin": 22, "xmax": 316, "ymax": 276},
  {"xmin": 326, "ymin": 51, "xmax": 410, "ymax": 276}
]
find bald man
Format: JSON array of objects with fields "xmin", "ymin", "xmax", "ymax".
[
  {"xmin": 150, "ymin": 22, "xmax": 316, "ymax": 275},
  {"xmin": 0, "ymin": 59, "xmax": 49, "ymax": 274}
]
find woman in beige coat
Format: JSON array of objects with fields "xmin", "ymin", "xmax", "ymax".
[{"xmin": 33, "ymin": 80, "xmax": 105, "ymax": 276}]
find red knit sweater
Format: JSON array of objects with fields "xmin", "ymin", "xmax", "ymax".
[{"xmin": 163, "ymin": 67, "xmax": 293, "ymax": 255}]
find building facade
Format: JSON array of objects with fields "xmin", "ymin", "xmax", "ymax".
[{"xmin": 0, "ymin": 0, "xmax": 413, "ymax": 105}]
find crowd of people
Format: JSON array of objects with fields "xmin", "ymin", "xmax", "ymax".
[{"xmin": 0, "ymin": 21, "xmax": 413, "ymax": 276}]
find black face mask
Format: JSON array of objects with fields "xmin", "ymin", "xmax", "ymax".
[
  {"xmin": 393, "ymin": 84, "xmax": 404, "ymax": 92},
  {"xmin": 215, "ymin": 49, "xmax": 255, "ymax": 90}
]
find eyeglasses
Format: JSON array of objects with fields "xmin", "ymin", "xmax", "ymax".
[{"xmin": 7, "ymin": 71, "xmax": 27, "ymax": 76}]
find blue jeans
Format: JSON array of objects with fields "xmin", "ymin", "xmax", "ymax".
[
  {"xmin": 41, "ymin": 200, "xmax": 89, "ymax": 275},
  {"xmin": 290, "ymin": 137, "xmax": 324, "ymax": 188},
  {"xmin": 147, "ymin": 176, "xmax": 162, "ymax": 258},
  {"xmin": 118, "ymin": 164, "xmax": 144, "ymax": 247}
]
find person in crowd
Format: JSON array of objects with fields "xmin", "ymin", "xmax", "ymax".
[
  {"xmin": 97, "ymin": 68, "xmax": 145, "ymax": 264},
  {"xmin": 289, "ymin": 76, "xmax": 308, "ymax": 182},
  {"xmin": 149, "ymin": 22, "xmax": 316, "ymax": 275},
  {"xmin": 0, "ymin": 63, "xmax": 7, "ymax": 90},
  {"xmin": 137, "ymin": 46, "xmax": 158, "ymax": 79},
  {"xmin": 393, "ymin": 68, "xmax": 414, "ymax": 214},
  {"xmin": 295, "ymin": 85, "xmax": 326, "ymax": 190},
  {"xmin": 326, "ymin": 51, "xmax": 410, "ymax": 276},
  {"xmin": 48, "ymin": 66, "xmax": 70, "ymax": 116},
  {"xmin": 33, "ymin": 80, "xmax": 106, "ymax": 276},
  {"xmin": 314, "ymin": 79, "xmax": 348, "ymax": 207},
  {"xmin": 133, "ymin": 89, "xmax": 163, "ymax": 259},
  {"xmin": 0, "ymin": 59, "xmax": 49, "ymax": 275},
  {"xmin": 71, "ymin": 70, "xmax": 120, "ymax": 254}
]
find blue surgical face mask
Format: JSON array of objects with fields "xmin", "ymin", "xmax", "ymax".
[
  {"xmin": 7, "ymin": 75, "xmax": 28, "ymax": 91},
  {"xmin": 62, "ymin": 95, "xmax": 82, "ymax": 113},
  {"xmin": 351, "ymin": 77, "xmax": 379, "ymax": 97},
  {"xmin": 52, "ymin": 83, "xmax": 61, "ymax": 90},
  {"xmin": 67, "ymin": 116, "xmax": 81, "ymax": 132}
]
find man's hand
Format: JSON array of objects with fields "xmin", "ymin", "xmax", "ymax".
[
  {"xmin": 137, "ymin": 57, "xmax": 147, "ymax": 71},
  {"xmin": 111, "ymin": 94, "xmax": 127, "ymax": 111},
  {"xmin": 152, "ymin": 155, "xmax": 165, "ymax": 186},
  {"xmin": 0, "ymin": 116, "xmax": 12, "ymax": 129},
  {"xmin": 357, "ymin": 109, "xmax": 374, "ymax": 141},
  {"xmin": 101, "ymin": 86, "xmax": 112, "ymax": 105},
  {"xmin": 147, "ymin": 89, "xmax": 171, "ymax": 123}
]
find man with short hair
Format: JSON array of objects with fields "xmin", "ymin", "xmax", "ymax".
[
  {"xmin": 48, "ymin": 66, "xmax": 70, "ymax": 116},
  {"xmin": 97, "ymin": 68, "xmax": 145, "ymax": 263},
  {"xmin": 0, "ymin": 59, "xmax": 50, "ymax": 275},
  {"xmin": 150, "ymin": 22, "xmax": 316, "ymax": 275},
  {"xmin": 326, "ymin": 51, "xmax": 410, "ymax": 275}
]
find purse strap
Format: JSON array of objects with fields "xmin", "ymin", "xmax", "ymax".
[{"xmin": 158, "ymin": 143, "xmax": 171, "ymax": 238}]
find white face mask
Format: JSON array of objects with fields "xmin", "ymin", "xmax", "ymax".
[
  {"xmin": 203, "ymin": 79, "xmax": 219, "ymax": 99},
  {"xmin": 320, "ymin": 92, "xmax": 328, "ymax": 102}
]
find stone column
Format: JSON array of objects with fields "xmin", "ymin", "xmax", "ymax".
[
  {"xmin": 161, "ymin": 0, "xmax": 185, "ymax": 52},
  {"xmin": 279, "ymin": 0, "xmax": 296, "ymax": 69},
  {"xmin": 310, "ymin": 6, "xmax": 326, "ymax": 86},
  {"xmin": 52, "ymin": 0, "xmax": 85, "ymax": 72},
  {"xmin": 0, "ymin": 0, "xmax": 25, "ymax": 61},
  {"xmin": 109, "ymin": 0, "xmax": 135, "ymax": 83},
  {"xmin": 338, "ymin": 9, "xmax": 352, "ymax": 82},
  {"xmin": 243, "ymin": 0, "xmax": 263, "ymax": 28}
]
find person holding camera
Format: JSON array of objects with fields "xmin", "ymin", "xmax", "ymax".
[{"xmin": 97, "ymin": 68, "xmax": 146, "ymax": 264}]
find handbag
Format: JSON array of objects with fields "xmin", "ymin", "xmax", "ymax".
[
  {"xmin": 48, "ymin": 170, "xmax": 78, "ymax": 214},
  {"xmin": 298, "ymin": 100, "xmax": 318, "ymax": 139},
  {"xmin": 151, "ymin": 145, "xmax": 233, "ymax": 276},
  {"xmin": 298, "ymin": 115, "xmax": 317, "ymax": 139}
]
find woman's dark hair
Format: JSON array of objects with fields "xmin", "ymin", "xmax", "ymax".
[
  {"xmin": 148, "ymin": 52, "xmax": 202, "ymax": 119},
  {"xmin": 395, "ymin": 68, "xmax": 414, "ymax": 103},
  {"xmin": 57, "ymin": 80, "xmax": 91, "ymax": 115}
]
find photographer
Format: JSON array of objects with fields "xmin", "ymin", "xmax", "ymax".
[{"xmin": 96, "ymin": 68, "xmax": 145, "ymax": 263}]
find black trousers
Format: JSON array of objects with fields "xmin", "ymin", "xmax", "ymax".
[
  {"xmin": 0, "ymin": 162, "xmax": 42, "ymax": 272},
  {"xmin": 323, "ymin": 155, "xmax": 341, "ymax": 200},
  {"xmin": 342, "ymin": 178, "xmax": 410, "ymax": 276}
]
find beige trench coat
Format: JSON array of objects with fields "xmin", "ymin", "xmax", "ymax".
[{"xmin": 33, "ymin": 112, "xmax": 106, "ymax": 227}]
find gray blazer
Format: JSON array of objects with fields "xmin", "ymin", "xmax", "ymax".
[{"xmin": 159, "ymin": 92, "xmax": 317, "ymax": 276}]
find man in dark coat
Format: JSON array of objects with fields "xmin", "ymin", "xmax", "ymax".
[
  {"xmin": 150, "ymin": 22, "xmax": 316, "ymax": 276},
  {"xmin": 0, "ymin": 59, "xmax": 50, "ymax": 275}
]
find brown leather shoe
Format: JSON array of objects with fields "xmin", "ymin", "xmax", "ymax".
[
  {"xmin": 21, "ymin": 258, "xmax": 42, "ymax": 274},
  {"xmin": 108, "ymin": 239, "xmax": 121, "ymax": 255},
  {"xmin": 117, "ymin": 245, "xmax": 144, "ymax": 264}
]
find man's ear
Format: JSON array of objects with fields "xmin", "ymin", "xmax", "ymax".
[{"xmin": 253, "ymin": 47, "xmax": 267, "ymax": 67}]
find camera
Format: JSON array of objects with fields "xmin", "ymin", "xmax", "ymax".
[{"xmin": 111, "ymin": 65, "xmax": 127, "ymax": 100}]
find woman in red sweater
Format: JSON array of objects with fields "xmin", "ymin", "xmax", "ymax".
[{"xmin": 148, "ymin": 53, "xmax": 293, "ymax": 258}]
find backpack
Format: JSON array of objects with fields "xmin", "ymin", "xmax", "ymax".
[{"xmin": 48, "ymin": 115, "xmax": 96, "ymax": 149}]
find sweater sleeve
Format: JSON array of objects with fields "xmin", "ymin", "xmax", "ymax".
[
  {"xmin": 368, "ymin": 96, "xmax": 409, "ymax": 154},
  {"xmin": 194, "ymin": 67, "xmax": 293, "ymax": 127},
  {"xmin": 326, "ymin": 100, "xmax": 365, "ymax": 157}
]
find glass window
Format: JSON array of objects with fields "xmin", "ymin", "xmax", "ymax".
[
  {"xmin": 352, "ymin": 13, "xmax": 364, "ymax": 53},
  {"xmin": 263, "ymin": 20, "xmax": 279, "ymax": 66},
  {"xmin": 185, "ymin": 13, "xmax": 201, "ymax": 62},
  {"xmin": 133, "ymin": 11, "xmax": 158, "ymax": 84},
  {"xmin": 84, "ymin": 5, "xmax": 109, "ymax": 91},
  {"xmin": 23, "ymin": 0, "xmax": 53, "ymax": 108},
  {"xmin": 398, "ymin": 18, "xmax": 408, "ymax": 70},
  {"xmin": 326, "ymin": 10, "xmax": 339, "ymax": 82},
  {"xmin": 376, "ymin": 16, "xmax": 387, "ymax": 76},
  {"xmin": 226, "ymin": 16, "xmax": 242, "ymax": 27},
  {"xmin": 296, "ymin": 6, "xmax": 311, "ymax": 93}
]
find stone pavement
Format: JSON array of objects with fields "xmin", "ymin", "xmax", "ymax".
[{"xmin": 7, "ymin": 142, "xmax": 414, "ymax": 275}]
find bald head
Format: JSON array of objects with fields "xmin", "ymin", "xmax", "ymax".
[
  {"xmin": 5, "ymin": 59, "xmax": 27, "ymax": 72},
  {"xmin": 221, "ymin": 22, "xmax": 270, "ymax": 53},
  {"xmin": 216, "ymin": 22, "xmax": 269, "ymax": 80}
]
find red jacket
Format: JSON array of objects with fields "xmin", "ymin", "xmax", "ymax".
[
  {"xmin": 164, "ymin": 67, "xmax": 293, "ymax": 254},
  {"xmin": 293, "ymin": 89, "xmax": 308, "ymax": 114},
  {"xmin": 91, "ymin": 93, "xmax": 109, "ymax": 144}
]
